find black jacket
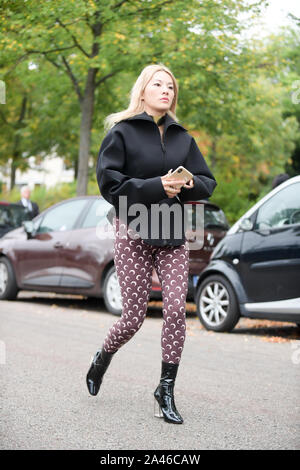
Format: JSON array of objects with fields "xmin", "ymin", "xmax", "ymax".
[
  {"xmin": 16, "ymin": 200, "xmax": 39, "ymax": 219},
  {"xmin": 96, "ymin": 111, "xmax": 217, "ymax": 246}
]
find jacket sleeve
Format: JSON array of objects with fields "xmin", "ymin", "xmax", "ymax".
[
  {"xmin": 96, "ymin": 128, "xmax": 167, "ymax": 207},
  {"xmin": 177, "ymin": 137, "xmax": 217, "ymax": 202}
]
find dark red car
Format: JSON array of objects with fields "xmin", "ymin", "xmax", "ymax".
[{"xmin": 0, "ymin": 196, "xmax": 228, "ymax": 314}]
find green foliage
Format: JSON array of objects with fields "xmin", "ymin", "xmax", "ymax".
[
  {"xmin": 1, "ymin": 0, "xmax": 299, "ymax": 224},
  {"xmin": 209, "ymin": 174, "xmax": 256, "ymax": 225},
  {"xmin": 1, "ymin": 0, "xmax": 271, "ymax": 158}
]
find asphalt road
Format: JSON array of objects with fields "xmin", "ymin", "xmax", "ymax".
[{"xmin": 1, "ymin": 292, "xmax": 299, "ymax": 450}]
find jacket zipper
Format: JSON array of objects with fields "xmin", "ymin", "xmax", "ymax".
[
  {"xmin": 147, "ymin": 118, "xmax": 185, "ymax": 173},
  {"xmin": 161, "ymin": 140, "xmax": 166, "ymax": 172},
  {"xmin": 155, "ymin": 125, "xmax": 167, "ymax": 173}
]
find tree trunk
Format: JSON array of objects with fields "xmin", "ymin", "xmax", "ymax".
[
  {"xmin": 74, "ymin": 156, "xmax": 78, "ymax": 180},
  {"xmin": 10, "ymin": 155, "xmax": 17, "ymax": 190},
  {"xmin": 210, "ymin": 136, "xmax": 218, "ymax": 169},
  {"xmin": 9, "ymin": 95, "xmax": 27, "ymax": 190},
  {"xmin": 76, "ymin": 68, "xmax": 97, "ymax": 196}
]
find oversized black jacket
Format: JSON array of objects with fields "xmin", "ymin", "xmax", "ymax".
[{"xmin": 96, "ymin": 111, "xmax": 217, "ymax": 246}]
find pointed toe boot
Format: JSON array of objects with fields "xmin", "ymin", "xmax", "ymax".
[
  {"xmin": 86, "ymin": 348, "xmax": 115, "ymax": 396},
  {"xmin": 154, "ymin": 361, "xmax": 183, "ymax": 424}
]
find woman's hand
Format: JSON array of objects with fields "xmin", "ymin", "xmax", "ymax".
[
  {"xmin": 182, "ymin": 179, "xmax": 194, "ymax": 189},
  {"xmin": 161, "ymin": 170, "xmax": 185, "ymax": 198},
  {"xmin": 161, "ymin": 170, "xmax": 194, "ymax": 198}
]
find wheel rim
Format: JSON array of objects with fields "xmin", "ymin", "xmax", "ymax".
[
  {"xmin": 0, "ymin": 262, "xmax": 8, "ymax": 295},
  {"xmin": 199, "ymin": 281, "xmax": 230, "ymax": 327},
  {"xmin": 106, "ymin": 270, "xmax": 122, "ymax": 311}
]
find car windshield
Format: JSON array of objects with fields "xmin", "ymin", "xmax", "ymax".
[{"xmin": 0, "ymin": 204, "xmax": 30, "ymax": 229}]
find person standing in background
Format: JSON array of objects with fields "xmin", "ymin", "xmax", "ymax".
[{"xmin": 17, "ymin": 186, "xmax": 39, "ymax": 219}]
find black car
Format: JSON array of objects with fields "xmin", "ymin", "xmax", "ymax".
[
  {"xmin": 194, "ymin": 175, "xmax": 300, "ymax": 331},
  {"xmin": 0, "ymin": 202, "xmax": 30, "ymax": 238}
]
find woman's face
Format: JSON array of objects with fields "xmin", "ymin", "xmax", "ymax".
[{"xmin": 142, "ymin": 71, "xmax": 175, "ymax": 116}]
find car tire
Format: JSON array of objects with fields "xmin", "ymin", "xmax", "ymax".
[
  {"xmin": 195, "ymin": 274, "xmax": 240, "ymax": 332},
  {"xmin": 103, "ymin": 266, "xmax": 122, "ymax": 316},
  {"xmin": 0, "ymin": 257, "xmax": 18, "ymax": 300}
]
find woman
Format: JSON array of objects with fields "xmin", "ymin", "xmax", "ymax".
[{"xmin": 86, "ymin": 64, "xmax": 217, "ymax": 424}]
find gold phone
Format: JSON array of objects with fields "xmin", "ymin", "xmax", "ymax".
[{"xmin": 167, "ymin": 166, "xmax": 193, "ymax": 185}]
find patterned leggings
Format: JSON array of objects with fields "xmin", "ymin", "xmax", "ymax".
[{"xmin": 102, "ymin": 218, "xmax": 189, "ymax": 364}]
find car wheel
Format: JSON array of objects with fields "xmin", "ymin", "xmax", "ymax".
[
  {"xmin": 103, "ymin": 266, "xmax": 122, "ymax": 316},
  {"xmin": 195, "ymin": 274, "xmax": 240, "ymax": 332},
  {"xmin": 0, "ymin": 257, "xmax": 18, "ymax": 300}
]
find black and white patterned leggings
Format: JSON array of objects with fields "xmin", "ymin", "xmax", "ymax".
[{"xmin": 102, "ymin": 217, "xmax": 189, "ymax": 364}]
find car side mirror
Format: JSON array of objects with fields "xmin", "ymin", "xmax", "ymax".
[
  {"xmin": 23, "ymin": 220, "xmax": 36, "ymax": 239},
  {"xmin": 239, "ymin": 218, "xmax": 253, "ymax": 231}
]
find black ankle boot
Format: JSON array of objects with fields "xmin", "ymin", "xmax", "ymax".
[
  {"xmin": 154, "ymin": 361, "xmax": 183, "ymax": 424},
  {"xmin": 86, "ymin": 348, "xmax": 115, "ymax": 396}
]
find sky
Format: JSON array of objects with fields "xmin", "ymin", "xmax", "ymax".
[{"xmin": 254, "ymin": 0, "xmax": 300, "ymax": 34}]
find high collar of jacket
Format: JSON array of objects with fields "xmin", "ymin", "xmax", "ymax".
[{"xmin": 126, "ymin": 111, "xmax": 186, "ymax": 132}]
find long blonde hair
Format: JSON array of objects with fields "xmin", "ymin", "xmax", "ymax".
[{"xmin": 104, "ymin": 64, "xmax": 179, "ymax": 130}]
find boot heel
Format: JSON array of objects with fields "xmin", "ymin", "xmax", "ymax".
[
  {"xmin": 154, "ymin": 398, "xmax": 163, "ymax": 418},
  {"xmin": 154, "ymin": 362, "xmax": 184, "ymax": 424}
]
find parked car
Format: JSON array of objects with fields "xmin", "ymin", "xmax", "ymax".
[
  {"xmin": 194, "ymin": 175, "xmax": 300, "ymax": 332},
  {"xmin": 0, "ymin": 202, "xmax": 30, "ymax": 238},
  {"xmin": 0, "ymin": 196, "xmax": 228, "ymax": 315}
]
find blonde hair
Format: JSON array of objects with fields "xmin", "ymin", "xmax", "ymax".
[{"xmin": 104, "ymin": 64, "xmax": 179, "ymax": 130}]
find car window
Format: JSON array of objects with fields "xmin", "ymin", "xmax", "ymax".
[
  {"xmin": 37, "ymin": 199, "xmax": 87, "ymax": 233},
  {"xmin": 204, "ymin": 206, "xmax": 229, "ymax": 230},
  {"xmin": 0, "ymin": 205, "xmax": 30, "ymax": 228},
  {"xmin": 255, "ymin": 182, "xmax": 300, "ymax": 229},
  {"xmin": 183, "ymin": 203, "xmax": 228, "ymax": 231},
  {"xmin": 81, "ymin": 199, "xmax": 112, "ymax": 229},
  {"xmin": 184, "ymin": 203, "xmax": 203, "ymax": 232}
]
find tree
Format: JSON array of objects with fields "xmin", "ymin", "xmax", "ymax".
[
  {"xmin": 0, "ymin": 60, "xmax": 80, "ymax": 189},
  {"xmin": 1, "ymin": 0, "xmax": 268, "ymax": 194},
  {"xmin": 0, "ymin": 62, "xmax": 31, "ymax": 189},
  {"xmin": 279, "ymin": 21, "xmax": 300, "ymax": 175}
]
